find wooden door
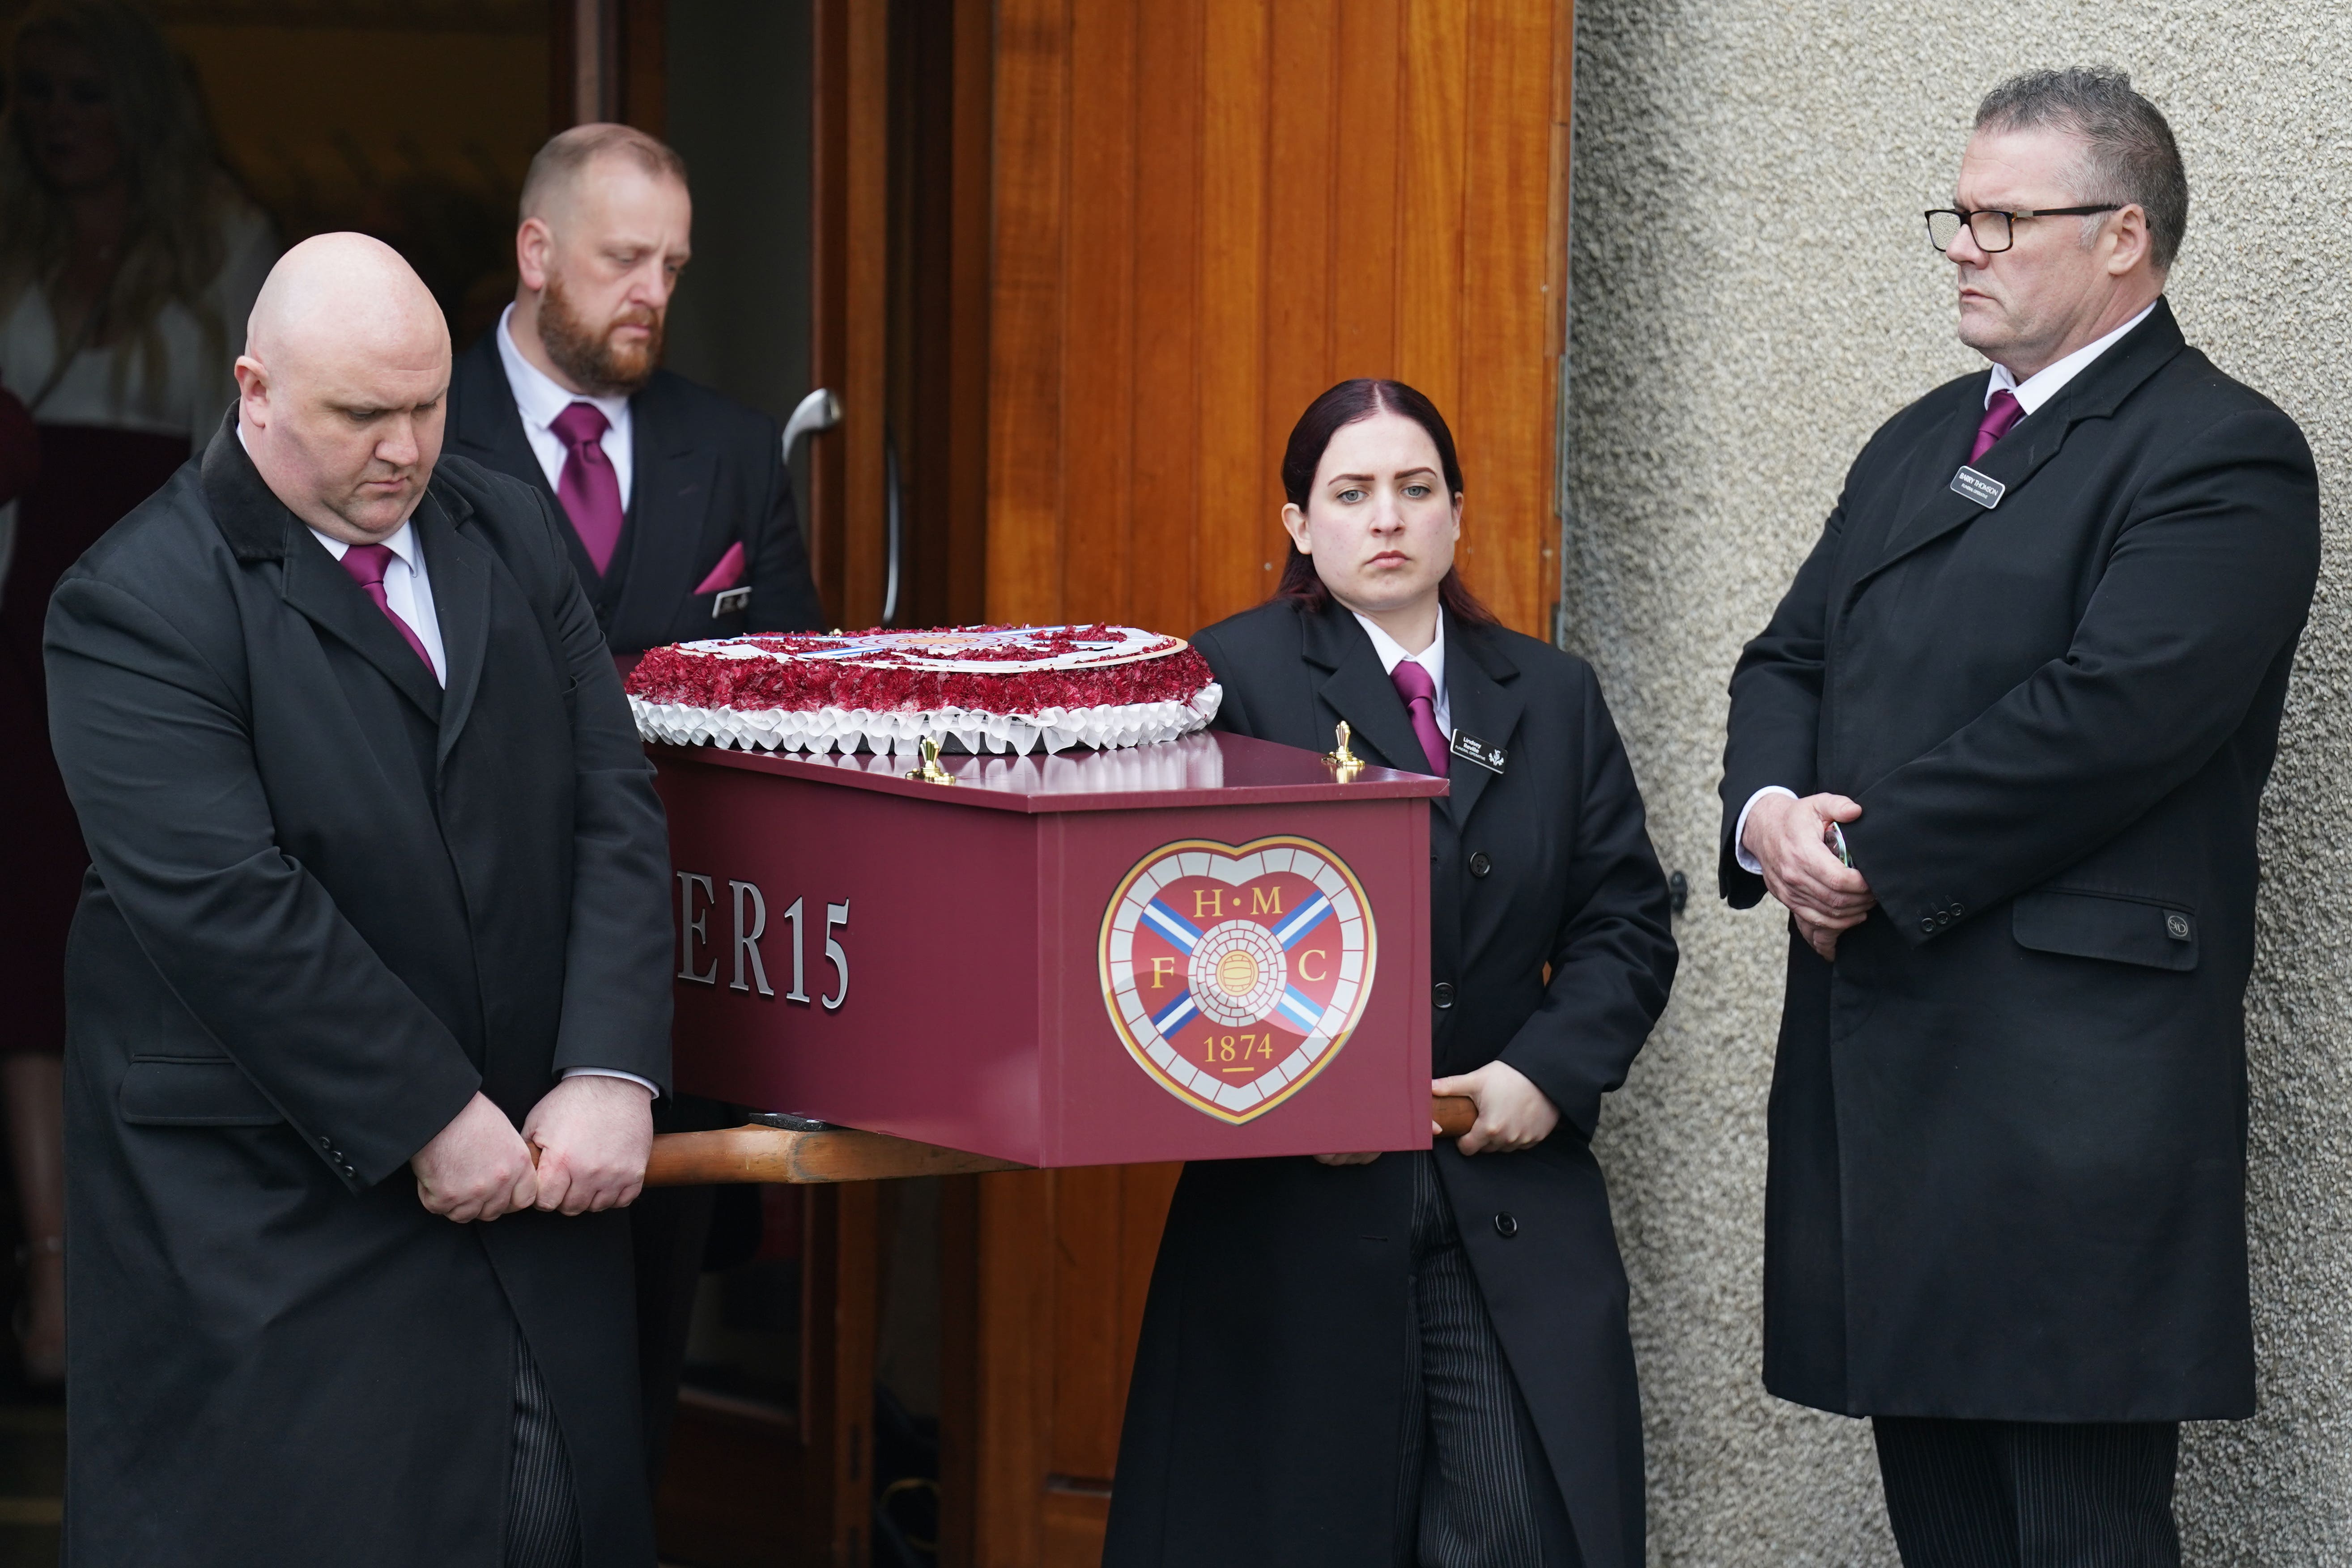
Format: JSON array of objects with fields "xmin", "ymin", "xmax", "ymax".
[{"xmin": 947, "ymin": 4, "xmax": 1576, "ymax": 1565}]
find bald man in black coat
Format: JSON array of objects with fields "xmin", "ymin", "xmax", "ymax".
[{"xmin": 47, "ymin": 235, "xmax": 671, "ymax": 1568}]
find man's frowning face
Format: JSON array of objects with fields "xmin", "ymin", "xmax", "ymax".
[{"xmin": 527, "ymin": 156, "xmax": 692, "ymax": 397}]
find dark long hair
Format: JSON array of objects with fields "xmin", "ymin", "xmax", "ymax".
[{"xmin": 1271, "ymin": 378, "xmax": 1497, "ymax": 626}]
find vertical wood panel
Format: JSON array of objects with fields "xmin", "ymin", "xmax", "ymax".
[
  {"xmin": 1127, "ymin": 0, "xmax": 1205, "ymax": 638},
  {"xmin": 1059, "ymin": 0, "xmax": 1140, "ymax": 624},
  {"xmin": 1047, "ymin": 1167, "xmax": 1126, "ymax": 1480},
  {"xmin": 1396, "ymin": 0, "xmax": 1469, "ymax": 430},
  {"xmin": 1193, "ymin": 0, "xmax": 1271, "ymax": 624},
  {"xmin": 986, "ymin": 0, "xmax": 1075, "ymax": 625},
  {"xmin": 1459, "ymin": 0, "xmax": 1557, "ymax": 632},
  {"xmin": 1331, "ymin": 0, "xmax": 1404, "ymax": 381},
  {"xmin": 1259, "ymin": 0, "xmax": 1342, "ymax": 601},
  {"xmin": 972, "ymin": 1170, "xmax": 1055, "ymax": 1568}
]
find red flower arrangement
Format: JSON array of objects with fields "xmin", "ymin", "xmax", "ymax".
[{"xmin": 625, "ymin": 624, "xmax": 1214, "ymax": 717}]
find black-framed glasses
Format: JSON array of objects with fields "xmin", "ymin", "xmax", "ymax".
[{"xmin": 1925, "ymin": 205, "xmax": 2121, "ymax": 254}]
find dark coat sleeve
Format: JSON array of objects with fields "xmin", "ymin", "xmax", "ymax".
[
  {"xmin": 744, "ymin": 425, "xmax": 826, "ymax": 633},
  {"xmin": 1845, "ymin": 407, "xmax": 2320, "ymax": 946},
  {"xmin": 1499, "ymin": 665, "xmax": 1677, "ymax": 1139},
  {"xmin": 43, "ymin": 573, "xmax": 482, "ymax": 1186},
  {"xmin": 1191, "ymin": 622, "xmax": 1259, "ymax": 735},
  {"xmin": 1718, "ymin": 498, "xmax": 1847, "ymax": 908},
  {"xmin": 515, "ymin": 483, "xmax": 677, "ymax": 1086}
]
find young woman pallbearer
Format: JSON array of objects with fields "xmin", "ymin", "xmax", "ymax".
[{"xmin": 1103, "ymin": 380, "xmax": 1677, "ymax": 1568}]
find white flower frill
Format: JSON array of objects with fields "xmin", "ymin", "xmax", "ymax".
[{"xmin": 630, "ymin": 683, "xmax": 1225, "ymax": 757}]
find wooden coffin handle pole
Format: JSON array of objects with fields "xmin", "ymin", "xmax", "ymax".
[
  {"xmin": 643, "ymin": 1094, "xmax": 1484, "ymax": 1186},
  {"xmin": 1430, "ymin": 1093, "xmax": 1475, "ymax": 1139}
]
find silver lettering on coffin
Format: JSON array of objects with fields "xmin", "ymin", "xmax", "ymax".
[
  {"xmin": 676, "ymin": 871, "xmax": 718, "ymax": 985},
  {"xmin": 729, "ymin": 880, "xmax": 774, "ymax": 997}
]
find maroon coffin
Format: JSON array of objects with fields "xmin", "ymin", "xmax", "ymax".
[{"xmin": 652, "ymin": 731, "xmax": 1444, "ymax": 1167}]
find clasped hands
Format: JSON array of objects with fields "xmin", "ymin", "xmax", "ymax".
[
  {"xmin": 1313, "ymin": 1059, "xmax": 1560, "ymax": 1167},
  {"xmin": 411, "ymin": 1075, "xmax": 655, "ymax": 1223},
  {"xmin": 1744, "ymin": 790, "xmax": 1876, "ymax": 961}
]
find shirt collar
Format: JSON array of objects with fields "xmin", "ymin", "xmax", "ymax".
[
  {"xmin": 497, "ymin": 302, "xmax": 631, "ymax": 433},
  {"xmin": 1352, "ymin": 608, "xmax": 1446, "ymax": 691},
  {"xmin": 305, "ymin": 518, "xmax": 420, "ymax": 567},
  {"xmin": 1987, "ymin": 300, "xmax": 2158, "ymax": 415}
]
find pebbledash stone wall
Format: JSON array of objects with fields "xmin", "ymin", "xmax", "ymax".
[{"xmin": 1562, "ymin": 2, "xmax": 2352, "ymax": 1562}]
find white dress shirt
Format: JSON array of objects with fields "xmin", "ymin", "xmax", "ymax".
[
  {"xmin": 495, "ymin": 303, "xmax": 634, "ymax": 507},
  {"xmin": 1353, "ymin": 609, "xmax": 1452, "ymax": 738},
  {"xmin": 1734, "ymin": 302, "xmax": 2158, "ymax": 874}
]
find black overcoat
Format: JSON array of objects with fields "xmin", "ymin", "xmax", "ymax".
[
  {"xmin": 45, "ymin": 418, "xmax": 675, "ymax": 1566},
  {"xmin": 1106, "ymin": 598, "xmax": 1677, "ymax": 1568},
  {"xmin": 445, "ymin": 329, "xmax": 826, "ymax": 654},
  {"xmin": 1718, "ymin": 300, "xmax": 2320, "ymax": 1422}
]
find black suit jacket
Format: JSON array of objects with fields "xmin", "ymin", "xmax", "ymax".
[
  {"xmin": 1108, "ymin": 599, "xmax": 1676, "ymax": 1568},
  {"xmin": 1719, "ymin": 299, "xmax": 2320, "ymax": 1421},
  {"xmin": 45, "ymin": 419, "xmax": 672, "ymax": 1566},
  {"xmin": 444, "ymin": 329, "xmax": 825, "ymax": 654}
]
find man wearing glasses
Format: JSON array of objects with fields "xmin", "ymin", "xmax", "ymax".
[{"xmin": 1720, "ymin": 68, "xmax": 2318, "ymax": 1566}]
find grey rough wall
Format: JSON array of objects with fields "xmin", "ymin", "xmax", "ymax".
[{"xmin": 1566, "ymin": 4, "xmax": 2352, "ymax": 1563}]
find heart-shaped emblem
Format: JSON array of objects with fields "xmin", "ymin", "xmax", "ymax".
[{"xmin": 1098, "ymin": 835, "xmax": 1378, "ymax": 1123}]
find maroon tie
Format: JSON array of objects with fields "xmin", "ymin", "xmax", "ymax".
[
  {"xmin": 551, "ymin": 401, "xmax": 625, "ymax": 574},
  {"xmin": 337, "ymin": 543, "xmax": 435, "ymax": 674},
  {"xmin": 1389, "ymin": 659, "xmax": 1450, "ymax": 776},
  {"xmin": 1970, "ymin": 389, "xmax": 2024, "ymax": 464}
]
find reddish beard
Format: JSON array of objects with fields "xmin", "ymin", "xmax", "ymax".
[{"xmin": 539, "ymin": 270, "xmax": 663, "ymax": 395}]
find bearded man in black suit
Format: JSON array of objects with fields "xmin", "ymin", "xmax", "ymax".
[
  {"xmin": 1721, "ymin": 69, "xmax": 2319, "ymax": 1568},
  {"xmin": 445, "ymin": 122, "xmax": 824, "ymax": 665},
  {"xmin": 46, "ymin": 234, "xmax": 672, "ymax": 1566}
]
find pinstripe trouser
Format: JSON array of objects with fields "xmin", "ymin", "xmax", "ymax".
[
  {"xmin": 1394, "ymin": 1152, "xmax": 1582, "ymax": 1568},
  {"xmin": 1872, "ymin": 1417, "xmax": 2181, "ymax": 1568},
  {"xmin": 507, "ymin": 1321, "xmax": 583, "ymax": 1568}
]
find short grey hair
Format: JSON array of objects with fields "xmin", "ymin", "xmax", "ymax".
[
  {"xmin": 519, "ymin": 123, "xmax": 689, "ymax": 224},
  {"xmin": 1974, "ymin": 68, "xmax": 2188, "ymax": 271}
]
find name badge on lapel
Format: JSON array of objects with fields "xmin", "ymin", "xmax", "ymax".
[
  {"xmin": 711, "ymin": 586, "xmax": 753, "ymax": 616},
  {"xmin": 1449, "ymin": 730, "xmax": 1506, "ymax": 775},
  {"xmin": 1949, "ymin": 465, "xmax": 2006, "ymax": 509}
]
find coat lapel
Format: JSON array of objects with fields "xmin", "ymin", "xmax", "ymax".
[
  {"xmin": 281, "ymin": 528, "xmax": 445, "ymax": 722},
  {"xmin": 1439, "ymin": 617, "xmax": 1524, "ymax": 828},
  {"xmin": 414, "ymin": 484, "xmax": 491, "ymax": 765},
  {"xmin": 607, "ymin": 378, "xmax": 716, "ymax": 642},
  {"xmin": 1859, "ymin": 298, "xmax": 2189, "ymax": 587},
  {"xmin": 1300, "ymin": 601, "xmax": 1440, "ymax": 778}
]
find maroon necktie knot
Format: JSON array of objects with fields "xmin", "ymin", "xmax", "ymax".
[
  {"xmin": 551, "ymin": 400, "xmax": 625, "ymax": 575},
  {"xmin": 1970, "ymin": 389, "xmax": 2024, "ymax": 465},
  {"xmin": 1389, "ymin": 658, "xmax": 1450, "ymax": 776},
  {"xmin": 336, "ymin": 541, "xmax": 434, "ymax": 674}
]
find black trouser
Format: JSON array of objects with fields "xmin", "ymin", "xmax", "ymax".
[
  {"xmin": 507, "ymin": 1322, "xmax": 583, "ymax": 1568},
  {"xmin": 1873, "ymin": 1416, "xmax": 2181, "ymax": 1568},
  {"xmin": 1394, "ymin": 1152, "xmax": 1582, "ymax": 1568}
]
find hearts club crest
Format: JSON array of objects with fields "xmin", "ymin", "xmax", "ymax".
[{"xmin": 1098, "ymin": 836, "xmax": 1377, "ymax": 1124}]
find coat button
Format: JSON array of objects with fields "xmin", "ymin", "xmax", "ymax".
[
  {"xmin": 1919, "ymin": 916, "xmax": 1936, "ymax": 935},
  {"xmin": 1493, "ymin": 1213, "xmax": 1519, "ymax": 1238},
  {"xmin": 1468, "ymin": 852, "xmax": 1493, "ymax": 878},
  {"xmin": 1432, "ymin": 982, "xmax": 1456, "ymax": 1009}
]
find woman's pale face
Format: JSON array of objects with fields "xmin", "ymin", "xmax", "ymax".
[
  {"xmin": 1282, "ymin": 411, "xmax": 1461, "ymax": 619},
  {"xmin": 13, "ymin": 36, "xmax": 123, "ymax": 195}
]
